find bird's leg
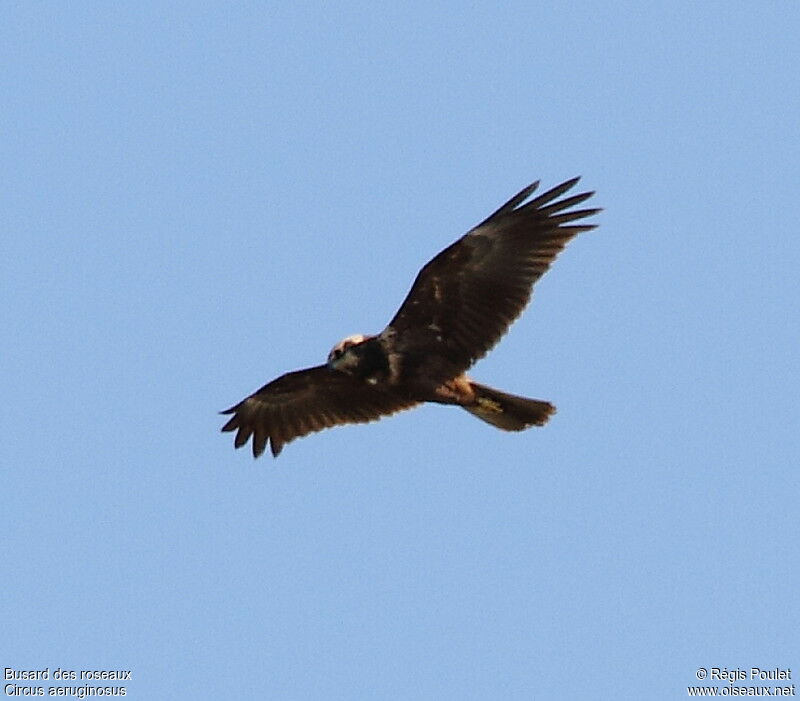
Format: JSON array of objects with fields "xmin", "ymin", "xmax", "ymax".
[{"xmin": 430, "ymin": 375, "xmax": 475, "ymax": 406}]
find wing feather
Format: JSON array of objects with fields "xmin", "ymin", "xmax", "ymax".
[
  {"xmin": 383, "ymin": 177, "xmax": 600, "ymax": 381},
  {"xmin": 220, "ymin": 365, "xmax": 419, "ymax": 458}
]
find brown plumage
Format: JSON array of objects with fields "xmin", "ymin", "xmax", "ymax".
[
  {"xmin": 222, "ymin": 366, "xmax": 419, "ymax": 458},
  {"xmin": 221, "ymin": 177, "xmax": 599, "ymax": 457}
]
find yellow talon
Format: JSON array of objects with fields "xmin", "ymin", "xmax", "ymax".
[{"xmin": 477, "ymin": 397, "xmax": 503, "ymax": 413}]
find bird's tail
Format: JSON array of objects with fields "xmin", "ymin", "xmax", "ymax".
[{"xmin": 463, "ymin": 381, "xmax": 556, "ymax": 431}]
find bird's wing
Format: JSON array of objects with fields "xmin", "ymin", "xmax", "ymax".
[
  {"xmin": 220, "ymin": 364, "xmax": 419, "ymax": 458},
  {"xmin": 383, "ymin": 177, "xmax": 600, "ymax": 380}
]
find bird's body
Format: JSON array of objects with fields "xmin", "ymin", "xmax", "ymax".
[{"xmin": 222, "ymin": 177, "xmax": 599, "ymax": 458}]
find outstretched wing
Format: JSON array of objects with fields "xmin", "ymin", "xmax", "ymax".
[
  {"xmin": 383, "ymin": 177, "xmax": 599, "ymax": 381},
  {"xmin": 220, "ymin": 365, "xmax": 419, "ymax": 458}
]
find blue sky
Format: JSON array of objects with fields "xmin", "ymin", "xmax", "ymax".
[{"xmin": 2, "ymin": 3, "xmax": 798, "ymax": 699}]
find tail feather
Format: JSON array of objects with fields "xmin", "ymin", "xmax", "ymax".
[{"xmin": 463, "ymin": 381, "xmax": 555, "ymax": 431}]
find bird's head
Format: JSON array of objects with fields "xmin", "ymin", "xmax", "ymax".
[{"xmin": 327, "ymin": 334, "xmax": 367, "ymax": 371}]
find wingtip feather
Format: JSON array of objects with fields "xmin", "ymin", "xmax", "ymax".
[
  {"xmin": 220, "ymin": 414, "xmax": 239, "ymax": 433},
  {"xmin": 234, "ymin": 426, "xmax": 252, "ymax": 449},
  {"xmin": 270, "ymin": 437, "xmax": 284, "ymax": 457}
]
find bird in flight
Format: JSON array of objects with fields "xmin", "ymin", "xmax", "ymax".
[{"xmin": 221, "ymin": 177, "xmax": 599, "ymax": 458}]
